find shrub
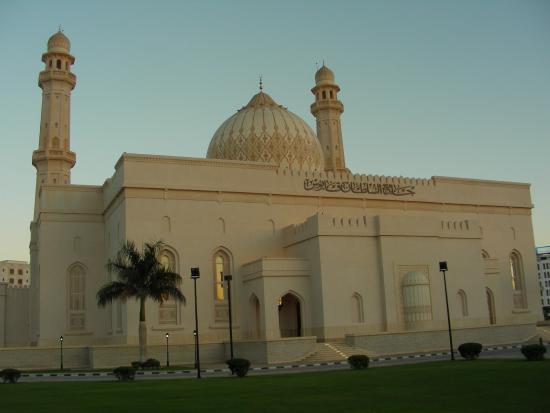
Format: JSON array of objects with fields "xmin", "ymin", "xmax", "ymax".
[
  {"xmin": 226, "ymin": 358, "xmax": 251, "ymax": 378},
  {"xmin": 141, "ymin": 358, "xmax": 161, "ymax": 369},
  {"xmin": 113, "ymin": 366, "xmax": 136, "ymax": 381},
  {"xmin": 521, "ymin": 344, "xmax": 546, "ymax": 361},
  {"xmin": 458, "ymin": 342, "xmax": 483, "ymax": 360},
  {"xmin": 347, "ymin": 355, "xmax": 370, "ymax": 370},
  {"xmin": 131, "ymin": 361, "xmax": 142, "ymax": 370},
  {"xmin": 0, "ymin": 369, "xmax": 21, "ymax": 384}
]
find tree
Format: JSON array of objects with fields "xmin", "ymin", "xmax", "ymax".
[{"xmin": 97, "ymin": 240, "xmax": 184, "ymax": 361}]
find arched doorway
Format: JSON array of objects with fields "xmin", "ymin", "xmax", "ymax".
[
  {"xmin": 278, "ymin": 293, "xmax": 302, "ymax": 337},
  {"xmin": 249, "ymin": 295, "xmax": 261, "ymax": 339},
  {"xmin": 486, "ymin": 288, "xmax": 496, "ymax": 325}
]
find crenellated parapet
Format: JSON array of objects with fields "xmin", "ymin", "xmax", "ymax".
[{"xmin": 283, "ymin": 213, "xmax": 482, "ymax": 247}]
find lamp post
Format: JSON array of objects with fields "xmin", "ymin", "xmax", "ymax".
[
  {"xmin": 165, "ymin": 332, "xmax": 170, "ymax": 368},
  {"xmin": 439, "ymin": 261, "xmax": 455, "ymax": 361},
  {"xmin": 223, "ymin": 273, "xmax": 234, "ymax": 360},
  {"xmin": 191, "ymin": 267, "xmax": 201, "ymax": 379},
  {"xmin": 59, "ymin": 335, "xmax": 64, "ymax": 371}
]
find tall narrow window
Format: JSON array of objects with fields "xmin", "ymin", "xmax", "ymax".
[
  {"xmin": 56, "ymin": 59, "xmax": 61, "ymax": 69},
  {"xmin": 510, "ymin": 251, "xmax": 527, "ymax": 309},
  {"xmin": 68, "ymin": 264, "xmax": 86, "ymax": 331},
  {"xmin": 351, "ymin": 293, "xmax": 364, "ymax": 323},
  {"xmin": 159, "ymin": 249, "xmax": 178, "ymax": 324},
  {"xmin": 214, "ymin": 250, "xmax": 230, "ymax": 301},
  {"xmin": 457, "ymin": 290, "xmax": 468, "ymax": 317}
]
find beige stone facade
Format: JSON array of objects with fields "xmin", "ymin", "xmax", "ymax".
[{"xmin": 15, "ymin": 32, "xmax": 542, "ymax": 362}]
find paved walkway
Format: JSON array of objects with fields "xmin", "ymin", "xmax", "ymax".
[{"xmin": 17, "ymin": 342, "xmax": 544, "ymax": 383}]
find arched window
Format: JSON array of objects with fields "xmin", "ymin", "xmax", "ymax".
[
  {"xmin": 509, "ymin": 251, "xmax": 527, "ymax": 309},
  {"xmin": 158, "ymin": 248, "xmax": 179, "ymax": 324},
  {"xmin": 457, "ymin": 290, "xmax": 468, "ymax": 317},
  {"xmin": 67, "ymin": 264, "xmax": 86, "ymax": 331},
  {"xmin": 402, "ymin": 271, "xmax": 432, "ymax": 330},
  {"xmin": 351, "ymin": 293, "xmax": 364, "ymax": 323},
  {"xmin": 56, "ymin": 59, "xmax": 61, "ymax": 69},
  {"xmin": 322, "ymin": 90, "xmax": 327, "ymax": 99},
  {"xmin": 329, "ymin": 90, "xmax": 334, "ymax": 99},
  {"xmin": 214, "ymin": 250, "xmax": 230, "ymax": 301}
]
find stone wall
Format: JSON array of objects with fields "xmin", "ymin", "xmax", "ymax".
[
  {"xmin": 224, "ymin": 336, "xmax": 316, "ymax": 364},
  {"xmin": 0, "ymin": 346, "xmax": 89, "ymax": 370},
  {"xmin": 345, "ymin": 323, "xmax": 537, "ymax": 355},
  {"xmin": 89, "ymin": 343, "xmax": 224, "ymax": 369}
]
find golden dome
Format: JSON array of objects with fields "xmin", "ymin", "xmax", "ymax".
[
  {"xmin": 207, "ymin": 91, "xmax": 324, "ymax": 171},
  {"xmin": 315, "ymin": 65, "xmax": 335, "ymax": 84},
  {"xmin": 47, "ymin": 31, "xmax": 71, "ymax": 54}
]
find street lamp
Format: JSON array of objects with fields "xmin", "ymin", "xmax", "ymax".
[
  {"xmin": 439, "ymin": 261, "xmax": 455, "ymax": 361},
  {"xmin": 191, "ymin": 267, "xmax": 201, "ymax": 379},
  {"xmin": 165, "ymin": 332, "xmax": 170, "ymax": 368},
  {"xmin": 59, "ymin": 335, "xmax": 64, "ymax": 371},
  {"xmin": 223, "ymin": 273, "xmax": 234, "ymax": 360}
]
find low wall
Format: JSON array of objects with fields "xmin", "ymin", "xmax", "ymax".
[
  {"xmin": 0, "ymin": 337, "xmax": 316, "ymax": 370},
  {"xmin": 224, "ymin": 336, "xmax": 316, "ymax": 364},
  {"xmin": 89, "ymin": 343, "xmax": 225, "ymax": 369},
  {"xmin": 345, "ymin": 323, "xmax": 537, "ymax": 355},
  {"xmin": 0, "ymin": 346, "xmax": 90, "ymax": 370}
]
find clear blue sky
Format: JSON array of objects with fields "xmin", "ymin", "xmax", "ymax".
[{"xmin": 1, "ymin": 0, "xmax": 549, "ymax": 261}]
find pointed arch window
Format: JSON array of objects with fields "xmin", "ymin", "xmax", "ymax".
[
  {"xmin": 67, "ymin": 264, "xmax": 86, "ymax": 331},
  {"xmin": 158, "ymin": 249, "xmax": 178, "ymax": 324},
  {"xmin": 351, "ymin": 293, "xmax": 364, "ymax": 323},
  {"xmin": 509, "ymin": 251, "xmax": 527, "ymax": 309},
  {"xmin": 457, "ymin": 290, "xmax": 468, "ymax": 317},
  {"xmin": 214, "ymin": 250, "xmax": 230, "ymax": 301}
]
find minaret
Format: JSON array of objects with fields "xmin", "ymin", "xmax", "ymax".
[
  {"xmin": 32, "ymin": 31, "xmax": 77, "ymax": 218},
  {"xmin": 310, "ymin": 64, "xmax": 347, "ymax": 172}
]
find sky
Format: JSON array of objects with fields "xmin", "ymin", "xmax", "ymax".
[{"xmin": 1, "ymin": 0, "xmax": 549, "ymax": 261}]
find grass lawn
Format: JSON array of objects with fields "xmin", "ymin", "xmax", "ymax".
[{"xmin": 0, "ymin": 359, "xmax": 547, "ymax": 412}]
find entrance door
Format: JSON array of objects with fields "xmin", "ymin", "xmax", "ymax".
[{"xmin": 278, "ymin": 293, "xmax": 302, "ymax": 337}]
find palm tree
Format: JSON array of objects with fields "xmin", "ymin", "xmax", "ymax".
[{"xmin": 97, "ymin": 240, "xmax": 184, "ymax": 362}]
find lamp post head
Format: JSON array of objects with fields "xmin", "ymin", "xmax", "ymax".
[
  {"xmin": 193, "ymin": 329, "xmax": 197, "ymax": 337},
  {"xmin": 191, "ymin": 267, "xmax": 200, "ymax": 279},
  {"xmin": 60, "ymin": 335, "xmax": 63, "ymax": 342},
  {"xmin": 224, "ymin": 274, "xmax": 232, "ymax": 282},
  {"xmin": 439, "ymin": 261, "xmax": 448, "ymax": 272},
  {"xmin": 165, "ymin": 332, "xmax": 169, "ymax": 339}
]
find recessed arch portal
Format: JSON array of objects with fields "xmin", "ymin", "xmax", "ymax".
[{"xmin": 278, "ymin": 292, "xmax": 302, "ymax": 338}]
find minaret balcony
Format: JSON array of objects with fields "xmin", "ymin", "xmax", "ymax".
[
  {"xmin": 310, "ymin": 100, "xmax": 344, "ymax": 115},
  {"xmin": 38, "ymin": 71, "xmax": 76, "ymax": 88},
  {"xmin": 32, "ymin": 149, "xmax": 76, "ymax": 167}
]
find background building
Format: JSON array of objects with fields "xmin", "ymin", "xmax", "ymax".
[
  {"xmin": 537, "ymin": 246, "xmax": 550, "ymax": 319},
  {"xmin": 0, "ymin": 261, "xmax": 30, "ymax": 288}
]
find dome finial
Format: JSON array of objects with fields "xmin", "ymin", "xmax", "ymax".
[
  {"xmin": 259, "ymin": 74, "xmax": 263, "ymax": 91},
  {"xmin": 58, "ymin": 24, "xmax": 63, "ymax": 33}
]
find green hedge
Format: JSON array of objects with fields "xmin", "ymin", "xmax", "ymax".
[
  {"xmin": 347, "ymin": 355, "xmax": 370, "ymax": 370},
  {"xmin": 226, "ymin": 358, "xmax": 251, "ymax": 378},
  {"xmin": 0, "ymin": 369, "xmax": 21, "ymax": 384},
  {"xmin": 521, "ymin": 344, "xmax": 546, "ymax": 361},
  {"xmin": 113, "ymin": 366, "xmax": 136, "ymax": 381},
  {"xmin": 458, "ymin": 343, "xmax": 483, "ymax": 360}
]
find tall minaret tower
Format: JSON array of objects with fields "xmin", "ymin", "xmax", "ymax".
[
  {"xmin": 310, "ymin": 64, "xmax": 347, "ymax": 172},
  {"xmin": 32, "ymin": 31, "xmax": 77, "ymax": 217}
]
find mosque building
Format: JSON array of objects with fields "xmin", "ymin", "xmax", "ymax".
[{"xmin": 9, "ymin": 31, "xmax": 540, "ymax": 365}]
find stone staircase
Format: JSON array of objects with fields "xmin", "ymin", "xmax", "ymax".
[{"xmin": 301, "ymin": 341, "xmax": 374, "ymax": 364}]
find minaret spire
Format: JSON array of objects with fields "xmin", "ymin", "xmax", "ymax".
[
  {"xmin": 32, "ymin": 31, "xmax": 77, "ymax": 218},
  {"xmin": 310, "ymin": 64, "xmax": 347, "ymax": 172}
]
